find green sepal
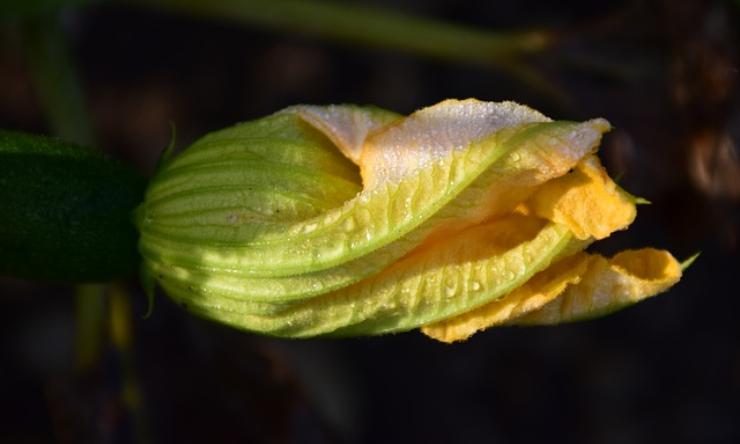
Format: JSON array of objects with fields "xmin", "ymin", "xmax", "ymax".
[
  {"xmin": 140, "ymin": 262, "xmax": 157, "ymax": 319},
  {"xmin": 680, "ymin": 252, "xmax": 700, "ymax": 271},
  {"xmin": 154, "ymin": 121, "xmax": 178, "ymax": 175}
]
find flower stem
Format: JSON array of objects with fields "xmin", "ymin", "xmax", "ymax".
[
  {"xmin": 22, "ymin": 15, "xmax": 151, "ymax": 441},
  {"xmin": 124, "ymin": 0, "xmax": 565, "ymax": 104},
  {"xmin": 22, "ymin": 13, "xmax": 107, "ymax": 372},
  {"xmin": 22, "ymin": 13, "xmax": 94, "ymax": 145}
]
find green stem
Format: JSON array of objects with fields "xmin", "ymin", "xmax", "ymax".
[
  {"xmin": 23, "ymin": 13, "xmax": 106, "ymax": 372},
  {"xmin": 110, "ymin": 284, "xmax": 151, "ymax": 444},
  {"xmin": 123, "ymin": 0, "xmax": 563, "ymax": 103},
  {"xmin": 22, "ymin": 14, "xmax": 94, "ymax": 145},
  {"xmin": 74, "ymin": 284, "xmax": 106, "ymax": 371},
  {"xmin": 21, "ymin": 16, "xmax": 149, "ymax": 440},
  {"xmin": 131, "ymin": 0, "xmax": 548, "ymax": 61}
]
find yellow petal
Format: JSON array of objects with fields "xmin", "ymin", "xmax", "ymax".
[
  {"xmin": 293, "ymin": 104, "xmax": 400, "ymax": 163},
  {"xmin": 421, "ymin": 252, "xmax": 591, "ymax": 343},
  {"xmin": 527, "ymin": 155, "xmax": 636, "ymax": 240},
  {"xmin": 359, "ymin": 99, "xmax": 550, "ymax": 188},
  {"xmin": 175, "ymin": 214, "xmax": 579, "ymax": 337},
  {"xmin": 510, "ymin": 248, "xmax": 682, "ymax": 325},
  {"xmin": 422, "ymin": 248, "xmax": 681, "ymax": 342}
]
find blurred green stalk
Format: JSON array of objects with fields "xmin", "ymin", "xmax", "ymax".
[
  {"xmin": 23, "ymin": 15, "xmax": 150, "ymax": 440},
  {"xmin": 125, "ymin": 0, "xmax": 565, "ymax": 103},
  {"xmin": 133, "ymin": 0, "xmax": 549, "ymax": 62},
  {"xmin": 22, "ymin": 14, "xmax": 94, "ymax": 145},
  {"xmin": 22, "ymin": 14, "xmax": 108, "ymax": 373},
  {"xmin": 110, "ymin": 284, "xmax": 151, "ymax": 443}
]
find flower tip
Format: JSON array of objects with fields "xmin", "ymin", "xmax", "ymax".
[
  {"xmin": 634, "ymin": 196, "xmax": 652, "ymax": 205},
  {"xmin": 680, "ymin": 252, "xmax": 701, "ymax": 271},
  {"xmin": 588, "ymin": 117, "xmax": 612, "ymax": 133}
]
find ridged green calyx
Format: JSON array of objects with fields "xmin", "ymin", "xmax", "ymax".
[{"xmin": 136, "ymin": 99, "xmax": 684, "ymax": 341}]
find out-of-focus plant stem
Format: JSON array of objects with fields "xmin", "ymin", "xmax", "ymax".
[
  {"xmin": 131, "ymin": 0, "xmax": 549, "ymax": 61},
  {"xmin": 22, "ymin": 14, "xmax": 107, "ymax": 373},
  {"xmin": 73, "ymin": 284, "xmax": 106, "ymax": 370},
  {"xmin": 23, "ymin": 14, "xmax": 150, "ymax": 440},
  {"xmin": 22, "ymin": 14, "xmax": 94, "ymax": 146},
  {"xmin": 110, "ymin": 284, "xmax": 151, "ymax": 443},
  {"xmin": 124, "ymin": 0, "xmax": 567, "ymax": 105}
]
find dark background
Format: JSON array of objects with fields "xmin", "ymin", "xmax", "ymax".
[{"xmin": 1, "ymin": 1, "xmax": 739, "ymax": 443}]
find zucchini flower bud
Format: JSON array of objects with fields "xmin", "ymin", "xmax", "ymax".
[{"xmin": 136, "ymin": 99, "xmax": 685, "ymax": 341}]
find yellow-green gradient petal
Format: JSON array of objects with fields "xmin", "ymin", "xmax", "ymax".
[
  {"xmin": 292, "ymin": 104, "xmax": 400, "ymax": 164},
  {"xmin": 421, "ymin": 252, "xmax": 591, "ymax": 343},
  {"xmin": 158, "ymin": 215, "xmax": 579, "ymax": 336},
  {"xmin": 510, "ymin": 248, "xmax": 681, "ymax": 325},
  {"xmin": 358, "ymin": 99, "xmax": 549, "ymax": 188},
  {"xmin": 423, "ymin": 248, "xmax": 681, "ymax": 342}
]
